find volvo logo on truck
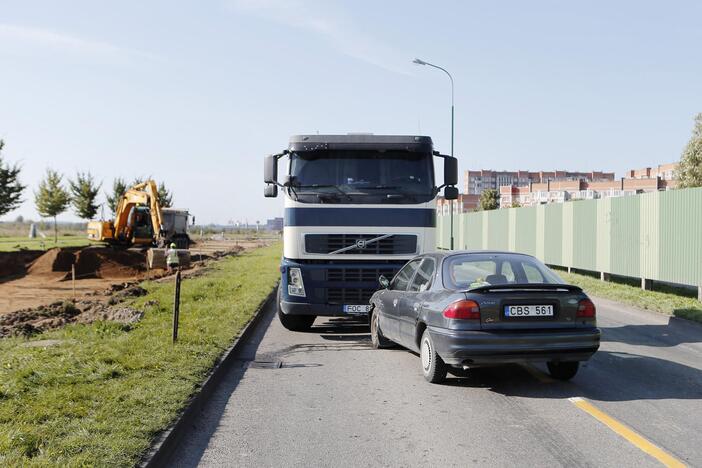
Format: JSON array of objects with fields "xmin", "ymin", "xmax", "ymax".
[{"xmin": 263, "ymin": 134, "xmax": 458, "ymax": 332}]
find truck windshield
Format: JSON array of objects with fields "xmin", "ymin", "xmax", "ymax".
[{"xmin": 289, "ymin": 150, "xmax": 435, "ymax": 204}]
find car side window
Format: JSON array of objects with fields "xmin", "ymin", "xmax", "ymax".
[
  {"xmin": 391, "ymin": 259, "xmax": 422, "ymax": 291},
  {"xmin": 408, "ymin": 258, "xmax": 435, "ymax": 292}
]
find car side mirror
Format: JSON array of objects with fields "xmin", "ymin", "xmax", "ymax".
[
  {"xmin": 444, "ymin": 156, "xmax": 458, "ymax": 186},
  {"xmin": 379, "ymin": 275, "xmax": 390, "ymax": 289},
  {"xmin": 264, "ymin": 184, "xmax": 278, "ymax": 198},
  {"xmin": 264, "ymin": 154, "xmax": 278, "ymax": 184},
  {"xmin": 444, "ymin": 186, "xmax": 458, "ymax": 200}
]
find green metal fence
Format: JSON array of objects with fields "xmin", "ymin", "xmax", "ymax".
[{"xmin": 437, "ymin": 187, "xmax": 702, "ymax": 287}]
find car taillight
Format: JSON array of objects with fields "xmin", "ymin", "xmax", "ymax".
[
  {"xmin": 443, "ymin": 300, "xmax": 480, "ymax": 320},
  {"xmin": 577, "ymin": 298, "xmax": 596, "ymax": 318}
]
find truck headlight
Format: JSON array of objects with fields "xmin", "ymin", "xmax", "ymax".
[{"xmin": 288, "ymin": 267, "xmax": 306, "ymax": 297}]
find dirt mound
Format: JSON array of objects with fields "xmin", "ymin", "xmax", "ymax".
[
  {"xmin": 0, "ymin": 298, "xmax": 145, "ymax": 338},
  {"xmin": 71, "ymin": 248, "xmax": 146, "ymax": 280},
  {"xmin": 0, "ymin": 250, "xmax": 44, "ymax": 280},
  {"xmin": 26, "ymin": 248, "xmax": 77, "ymax": 277}
]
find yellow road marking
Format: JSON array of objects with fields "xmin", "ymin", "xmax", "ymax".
[{"xmin": 569, "ymin": 397, "xmax": 686, "ymax": 468}]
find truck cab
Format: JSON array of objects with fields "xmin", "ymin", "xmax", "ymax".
[{"xmin": 264, "ymin": 134, "xmax": 458, "ymax": 331}]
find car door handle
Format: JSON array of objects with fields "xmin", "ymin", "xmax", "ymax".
[{"xmin": 413, "ymin": 302, "xmax": 420, "ymax": 311}]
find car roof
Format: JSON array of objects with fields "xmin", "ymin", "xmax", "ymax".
[{"xmin": 418, "ymin": 250, "xmax": 537, "ymax": 262}]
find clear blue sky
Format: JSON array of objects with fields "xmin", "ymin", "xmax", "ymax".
[{"xmin": 1, "ymin": 0, "xmax": 700, "ymax": 224}]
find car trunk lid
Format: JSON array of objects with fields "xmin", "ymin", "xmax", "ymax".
[{"xmin": 465, "ymin": 283, "xmax": 585, "ymax": 331}]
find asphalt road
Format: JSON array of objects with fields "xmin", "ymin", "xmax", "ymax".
[{"xmin": 167, "ymin": 297, "xmax": 702, "ymax": 467}]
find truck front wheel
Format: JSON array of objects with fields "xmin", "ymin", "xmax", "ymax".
[{"xmin": 276, "ymin": 285, "xmax": 315, "ymax": 332}]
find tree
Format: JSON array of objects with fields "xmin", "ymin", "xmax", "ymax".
[
  {"xmin": 511, "ymin": 200, "xmax": 522, "ymax": 208},
  {"xmin": 479, "ymin": 189, "xmax": 500, "ymax": 211},
  {"xmin": 157, "ymin": 182, "xmax": 173, "ymax": 208},
  {"xmin": 0, "ymin": 140, "xmax": 26, "ymax": 217},
  {"xmin": 69, "ymin": 172, "xmax": 102, "ymax": 220},
  {"xmin": 106, "ymin": 178, "xmax": 127, "ymax": 215},
  {"xmin": 34, "ymin": 169, "xmax": 71, "ymax": 243},
  {"xmin": 676, "ymin": 113, "xmax": 702, "ymax": 188}
]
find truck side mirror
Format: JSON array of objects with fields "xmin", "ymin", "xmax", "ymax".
[
  {"xmin": 444, "ymin": 156, "xmax": 458, "ymax": 186},
  {"xmin": 379, "ymin": 275, "xmax": 390, "ymax": 289},
  {"xmin": 444, "ymin": 186, "xmax": 458, "ymax": 200},
  {"xmin": 264, "ymin": 184, "xmax": 278, "ymax": 198},
  {"xmin": 264, "ymin": 155, "xmax": 278, "ymax": 184}
]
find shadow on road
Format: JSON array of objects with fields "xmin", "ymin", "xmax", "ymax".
[
  {"xmin": 438, "ymin": 350, "xmax": 702, "ymax": 402},
  {"xmin": 601, "ymin": 316, "xmax": 702, "ymax": 347}
]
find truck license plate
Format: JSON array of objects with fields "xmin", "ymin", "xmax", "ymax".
[
  {"xmin": 344, "ymin": 304, "xmax": 371, "ymax": 314},
  {"xmin": 504, "ymin": 305, "xmax": 554, "ymax": 317}
]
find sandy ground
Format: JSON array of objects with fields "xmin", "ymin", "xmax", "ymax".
[{"xmin": 0, "ymin": 238, "xmax": 274, "ymax": 315}]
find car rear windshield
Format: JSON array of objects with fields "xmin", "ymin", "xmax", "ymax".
[{"xmin": 442, "ymin": 253, "xmax": 563, "ymax": 290}]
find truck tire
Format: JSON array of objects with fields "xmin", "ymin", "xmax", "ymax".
[{"xmin": 276, "ymin": 285, "xmax": 315, "ymax": 332}]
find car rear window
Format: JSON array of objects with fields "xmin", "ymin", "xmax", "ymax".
[{"xmin": 442, "ymin": 253, "xmax": 563, "ymax": 290}]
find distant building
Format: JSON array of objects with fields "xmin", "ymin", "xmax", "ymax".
[
  {"xmin": 436, "ymin": 194, "xmax": 481, "ymax": 215},
  {"xmin": 266, "ymin": 217, "xmax": 283, "ymax": 231},
  {"xmin": 498, "ymin": 162, "xmax": 679, "ymax": 208},
  {"xmin": 464, "ymin": 169, "xmax": 615, "ymax": 195}
]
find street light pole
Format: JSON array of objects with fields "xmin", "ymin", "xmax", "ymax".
[{"xmin": 413, "ymin": 58, "xmax": 455, "ymax": 250}]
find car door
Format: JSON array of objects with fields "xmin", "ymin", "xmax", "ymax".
[
  {"xmin": 398, "ymin": 258, "xmax": 436, "ymax": 346},
  {"xmin": 379, "ymin": 259, "xmax": 422, "ymax": 342}
]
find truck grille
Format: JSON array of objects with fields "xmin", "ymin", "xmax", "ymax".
[
  {"xmin": 327, "ymin": 267, "xmax": 397, "ymax": 282},
  {"xmin": 305, "ymin": 234, "xmax": 417, "ymax": 255},
  {"xmin": 327, "ymin": 288, "xmax": 376, "ymax": 304}
]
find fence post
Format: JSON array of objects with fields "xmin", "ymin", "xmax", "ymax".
[
  {"xmin": 71, "ymin": 264, "xmax": 76, "ymax": 300},
  {"xmin": 172, "ymin": 270, "xmax": 181, "ymax": 343}
]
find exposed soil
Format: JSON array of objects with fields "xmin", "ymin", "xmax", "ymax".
[
  {"xmin": 0, "ymin": 284, "xmax": 148, "ymax": 338},
  {"xmin": 0, "ymin": 238, "xmax": 272, "ymax": 317}
]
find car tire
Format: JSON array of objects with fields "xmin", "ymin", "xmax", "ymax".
[
  {"xmin": 547, "ymin": 361, "xmax": 579, "ymax": 381},
  {"xmin": 420, "ymin": 330, "xmax": 447, "ymax": 384},
  {"xmin": 276, "ymin": 285, "xmax": 315, "ymax": 332},
  {"xmin": 370, "ymin": 309, "xmax": 393, "ymax": 349}
]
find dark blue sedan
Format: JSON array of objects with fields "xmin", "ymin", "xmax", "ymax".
[{"xmin": 369, "ymin": 251, "xmax": 600, "ymax": 383}]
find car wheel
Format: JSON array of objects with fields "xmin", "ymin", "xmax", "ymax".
[
  {"xmin": 547, "ymin": 361, "xmax": 579, "ymax": 381},
  {"xmin": 276, "ymin": 285, "xmax": 315, "ymax": 332},
  {"xmin": 370, "ymin": 309, "xmax": 393, "ymax": 349},
  {"xmin": 420, "ymin": 330, "xmax": 447, "ymax": 383}
]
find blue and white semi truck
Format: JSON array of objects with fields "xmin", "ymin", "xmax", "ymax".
[{"xmin": 264, "ymin": 134, "xmax": 458, "ymax": 331}]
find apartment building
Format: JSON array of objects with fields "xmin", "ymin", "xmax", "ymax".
[
  {"xmin": 499, "ymin": 162, "xmax": 679, "ymax": 208},
  {"xmin": 464, "ymin": 169, "xmax": 615, "ymax": 195}
]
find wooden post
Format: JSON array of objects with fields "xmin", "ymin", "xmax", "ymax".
[
  {"xmin": 172, "ymin": 270, "xmax": 181, "ymax": 343},
  {"xmin": 641, "ymin": 278, "xmax": 653, "ymax": 291},
  {"xmin": 71, "ymin": 264, "xmax": 76, "ymax": 300}
]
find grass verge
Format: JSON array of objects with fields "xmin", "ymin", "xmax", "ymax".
[
  {"xmin": 0, "ymin": 236, "xmax": 94, "ymax": 252},
  {"xmin": 560, "ymin": 271, "xmax": 702, "ymax": 324},
  {"xmin": 0, "ymin": 242, "xmax": 281, "ymax": 466}
]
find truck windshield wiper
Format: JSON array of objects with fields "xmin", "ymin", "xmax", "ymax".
[
  {"xmin": 357, "ymin": 185, "xmax": 422, "ymax": 201},
  {"xmin": 295, "ymin": 184, "xmax": 352, "ymax": 201}
]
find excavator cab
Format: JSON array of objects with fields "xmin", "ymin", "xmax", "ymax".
[{"xmin": 128, "ymin": 205, "xmax": 154, "ymax": 245}]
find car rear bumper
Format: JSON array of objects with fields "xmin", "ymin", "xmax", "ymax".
[{"xmin": 427, "ymin": 326, "xmax": 601, "ymax": 366}]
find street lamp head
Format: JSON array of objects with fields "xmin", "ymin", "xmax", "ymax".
[{"xmin": 412, "ymin": 58, "xmax": 427, "ymax": 65}]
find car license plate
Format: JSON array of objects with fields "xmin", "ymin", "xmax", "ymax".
[
  {"xmin": 504, "ymin": 305, "xmax": 553, "ymax": 317},
  {"xmin": 344, "ymin": 304, "xmax": 371, "ymax": 314}
]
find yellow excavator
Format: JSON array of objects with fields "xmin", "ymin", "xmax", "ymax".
[{"xmin": 87, "ymin": 180, "xmax": 190, "ymax": 248}]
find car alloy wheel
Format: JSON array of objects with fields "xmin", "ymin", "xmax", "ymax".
[
  {"xmin": 420, "ymin": 330, "xmax": 447, "ymax": 383},
  {"xmin": 421, "ymin": 336, "xmax": 432, "ymax": 372}
]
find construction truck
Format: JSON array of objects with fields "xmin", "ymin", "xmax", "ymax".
[{"xmin": 87, "ymin": 180, "xmax": 191, "ymax": 249}]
